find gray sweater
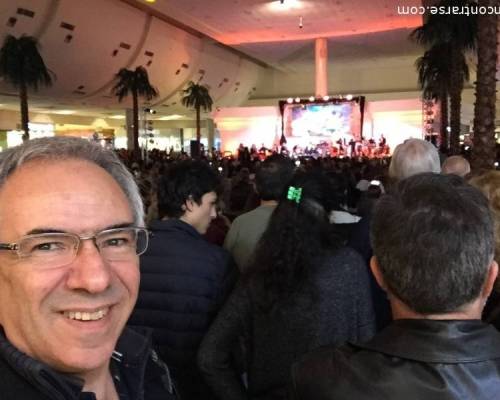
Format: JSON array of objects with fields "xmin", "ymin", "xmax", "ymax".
[{"xmin": 198, "ymin": 247, "xmax": 376, "ymax": 400}]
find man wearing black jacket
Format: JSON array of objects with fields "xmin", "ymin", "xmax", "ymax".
[
  {"xmin": 292, "ymin": 173, "xmax": 500, "ymax": 400},
  {"xmin": 129, "ymin": 160, "xmax": 237, "ymax": 400}
]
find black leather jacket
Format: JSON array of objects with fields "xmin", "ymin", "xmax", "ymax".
[
  {"xmin": 291, "ymin": 319, "xmax": 500, "ymax": 400},
  {"xmin": 0, "ymin": 327, "xmax": 176, "ymax": 400}
]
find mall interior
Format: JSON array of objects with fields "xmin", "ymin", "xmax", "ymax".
[{"xmin": 0, "ymin": 0, "xmax": 487, "ymax": 155}]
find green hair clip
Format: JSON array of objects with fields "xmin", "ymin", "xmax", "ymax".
[{"xmin": 287, "ymin": 186, "xmax": 302, "ymax": 204}]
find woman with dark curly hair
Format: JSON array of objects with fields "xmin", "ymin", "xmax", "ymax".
[{"xmin": 197, "ymin": 170, "xmax": 376, "ymax": 400}]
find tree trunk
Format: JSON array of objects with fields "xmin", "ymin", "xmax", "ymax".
[
  {"xmin": 196, "ymin": 106, "xmax": 201, "ymax": 143},
  {"xmin": 195, "ymin": 106, "xmax": 201, "ymax": 158},
  {"xmin": 132, "ymin": 90, "xmax": 140, "ymax": 160},
  {"xmin": 20, "ymin": 80, "xmax": 29, "ymax": 141},
  {"xmin": 471, "ymin": 0, "xmax": 498, "ymax": 171},
  {"xmin": 440, "ymin": 93, "xmax": 449, "ymax": 153},
  {"xmin": 449, "ymin": 48, "xmax": 463, "ymax": 155}
]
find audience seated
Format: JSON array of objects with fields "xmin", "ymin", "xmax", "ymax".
[
  {"xmin": 198, "ymin": 170, "xmax": 376, "ymax": 400},
  {"xmin": 128, "ymin": 160, "xmax": 237, "ymax": 400},
  {"xmin": 291, "ymin": 173, "xmax": 500, "ymax": 399}
]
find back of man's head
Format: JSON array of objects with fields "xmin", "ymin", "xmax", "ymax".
[
  {"xmin": 157, "ymin": 160, "xmax": 220, "ymax": 218},
  {"xmin": 389, "ymin": 139, "xmax": 440, "ymax": 181},
  {"xmin": 371, "ymin": 173, "xmax": 494, "ymax": 314},
  {"xmin": 442, "ymin": 155, "xmax": 471, "ymax": 177},
  {"xmin": 255, "ymin": 154, "xmax": 294, "ymax": 201}
]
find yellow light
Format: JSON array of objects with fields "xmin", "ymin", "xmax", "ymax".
[{"xmin": 145, "ymin": 0, "xmax": 155, "ymax": 3}]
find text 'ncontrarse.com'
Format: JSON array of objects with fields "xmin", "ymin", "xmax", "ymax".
[{"xmin": 397, "ymin": 5, "xmax": 500, "ymax": 16}]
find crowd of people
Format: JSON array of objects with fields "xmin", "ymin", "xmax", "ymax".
[{"xmin": 0, "ymin": 136, "xmax": 499, "ymax": 399}]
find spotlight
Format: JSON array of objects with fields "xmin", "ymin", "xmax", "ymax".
[
  {"xmin": 295, "ymin": 97, "xmax": 301, "ymax": 103},
  {"xmin": 295, "ymin": 160, "xmax": 301, "ymax": 167},
  {"xmin": 346, "ymin": 94, "xmax": 353, "ymax": 100},
  {"xmin": 309, "ymin": 96, "xmax": 315, "ymax": 102},
  {"xmin": 323, "ymin": 95, "xmax": 329, "ymax": 101},
  {"xmin": 286, "ymin": 98, "xmax": 293, "ymax": 104}
]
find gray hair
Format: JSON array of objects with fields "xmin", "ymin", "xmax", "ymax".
[
  {"xmin": 371, "ymin": 173, "xmax": 494, "ymax": 314},
  {"xmin": 0, "ymin": 137, "xmax": 144, "ymax": 225},
  {"xmin": 389, "ymin": 139, "xmax": 441, "ymax": 180}
]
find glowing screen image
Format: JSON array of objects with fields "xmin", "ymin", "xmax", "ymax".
[{"xmin": 283, "ymin": 101, "xmax": 362, "ymax": 141}]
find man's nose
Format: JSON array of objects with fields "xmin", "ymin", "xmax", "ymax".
[{"xmin": 65, "ymin": 240, "xmax": 112, "ymax": 293}]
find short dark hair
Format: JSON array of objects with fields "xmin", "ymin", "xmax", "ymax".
[
  {"xmin": 255, "ymin": 154, "xmax": 294, "ymax": 201},
  {"xmin": 157, "ymin": 160, "xmax": 220, "ymax": 218},
  {"xmin": 371, "ymin": 173, "xmax": 494, "ymax": 314}
]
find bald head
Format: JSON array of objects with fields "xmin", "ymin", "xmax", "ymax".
[{"xmin": 442, "ymin": 156, "xmax": 471, "ymax": 177}]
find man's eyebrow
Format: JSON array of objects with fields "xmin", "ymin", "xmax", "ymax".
[{"xmin": 25, "ymin": 222, "xmax": 135, "ymax": 236}]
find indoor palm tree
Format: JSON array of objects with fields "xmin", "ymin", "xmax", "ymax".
[
  {"xmin": 415, "ymin": 44, "xmax": 452, "ymax": 152},
  {"xmin": 411, "ymin": 0, "xmax": 477, "ymax": 155},
  {"xmin": 181, "ymin": 81, "xmax": 213, "ymax": 156},
  {"xmin": 112, "ymin": 66, "xmax": 158, "ymax": 158},
  {"xmin": 0, "ymin": 34, "xmax": 54, "ymax": 140},
  {"xmin": 471, "ymin": 0, "xmax": 498, "ymax": 170}
]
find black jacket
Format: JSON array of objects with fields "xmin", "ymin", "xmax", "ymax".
[
  {"xmin": 128, "ymin": 219, "xmax": 237, "ymax": 399},
  {"xmin": 0, "ymin": 327, "xmax": 176, "ymax": 400},
  {"xmin": 198, "ymin": 247, "xmax": 376, "ymax": 400},
  {"xmin": 291, "ymin": 319, "xmax": 500, "ymax": 400}
]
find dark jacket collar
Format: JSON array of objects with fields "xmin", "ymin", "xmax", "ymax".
[
  {"xmin": 354, "ymin": 319, "xmax": 500, "ymax": 363},
  {"xmin": 0, "ymin": 326, "xmax": 154, "ymax": 400},
  {"xmin": 149, "ymin": 218, "xmax": 200, "ymax": 238}
]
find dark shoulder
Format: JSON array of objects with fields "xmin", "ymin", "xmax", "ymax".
[
  {"xmin": 317, "ymin": 246, "xmax": 366, "ymax": 277},
  {"xmin": 292, "ymin": 344, "xmax": 358, "ymax": 394}
]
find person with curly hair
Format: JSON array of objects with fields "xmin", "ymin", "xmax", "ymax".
[{"xmin": 198, "ymin": 170, "xmax": 375, "ymax": 400}]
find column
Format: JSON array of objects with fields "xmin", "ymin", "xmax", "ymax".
[{"xmin": 315, "ymin": 38, "xmax": 328, "ymax": 98}]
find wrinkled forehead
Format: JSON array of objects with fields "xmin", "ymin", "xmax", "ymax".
[{"xmin": 0, "ymin": 159, "xmax": 134, "ymax": 235}]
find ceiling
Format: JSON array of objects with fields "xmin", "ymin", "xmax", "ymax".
[
  {"xmin": 0, "ymin": 0, "xmax": 467, "ymax": 123},
  {"xmin": 142, "ymin": 0, "xmax": 423, "ymax": 67}
]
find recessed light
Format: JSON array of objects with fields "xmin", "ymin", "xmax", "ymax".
[{"xmin": 53, "ymin": 110, "xmax": 75, "ymax": 115}]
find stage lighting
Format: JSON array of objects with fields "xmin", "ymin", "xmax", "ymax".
[
  {"xmin": 346, "ymin": 94, "xmax": 353, "ymax": 100},
  {"xmin": 323, "ymin": 95, "xmax": 329, "ymax": 101},
  {"xmin": 287, "ymin": 98, "xmax": 293, "ymax": 103},
  {"xmin": 295, "ymin": 97, "xmax": 301, "ymax": 103},
  {"xmin": 309, "ymin": 96, "xmax": 315, "ymax": 102}
]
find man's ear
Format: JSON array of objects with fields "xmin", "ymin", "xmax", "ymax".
[
  {"xmin": 370, "ymin": 256, "xmax": 387, "ymax": 292},
  {"xmin": 183, "ymin": 196, "xmax": 194, "ymax": 213},
  {"xmin": 481, "ymin": 260, "xmax": 498, "ymax": 300}
]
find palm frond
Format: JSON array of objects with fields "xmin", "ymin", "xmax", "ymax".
[{"xmin": 0, "ymin": 34, "xmax": 54, "ymax": 90}]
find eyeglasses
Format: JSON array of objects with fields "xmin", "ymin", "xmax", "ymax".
[{"xmin": 0, "ymin": 227, "xmax": 149, "ymax": 269}]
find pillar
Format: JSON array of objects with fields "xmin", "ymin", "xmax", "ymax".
[{"xmin": 315, "ymin": 38, "xmax": 328, "ymax": 98}]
